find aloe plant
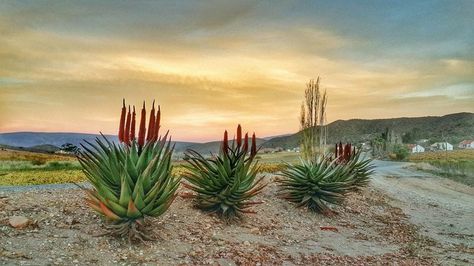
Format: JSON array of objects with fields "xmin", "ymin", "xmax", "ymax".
[
  {"xmin": 277, "ymin": 156, "xmax": 355, "ymax": 214},
  {"xmin": 78, "ymin": 100, "xmax": 180, "ymax": 242},
  {"xmin": 335, "ymin": 143, "xmax": 375, "ymax": 189},
  {"xmin": 182, "ymin": 125, "xmax": 266, "ymax": 221}
]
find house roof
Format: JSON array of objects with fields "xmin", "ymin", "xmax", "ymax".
[
  {"xmin": 459, "ymin": 140, "xmax": 474, "ymax": 145},
  {"xmin": 407, "ymin": 144, "xmax": 417, "ymax": 148}
]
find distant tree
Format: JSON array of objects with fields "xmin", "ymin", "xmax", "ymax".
[
  {"xmin": 393, "ymin": 144, "xmax": 409, "ymax": 161},
  {"xmin": 402, "ymin": 127, "xmax": 421, "ymax": 143},
  {"xmin": 402, "ymin": 132, "xmax": 413, "ymax": 144},
  {"xmin": 61, "ymin": 143, "xmax": 80, "ymax": 154},
  {"xmin": 371, "ymin": 135, "xmax": 386, "ymax": 158},
  {"xmin": 299, "ymin": 77, "xmax": 328, "ymax": 161}
]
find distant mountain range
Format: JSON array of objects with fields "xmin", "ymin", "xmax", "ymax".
[
  {"xmin": 1, "ymin": 112, "xmax": 473, "ymax": 153},
  {"xmin": 0, "ymin": 132, "xmax": 195, "ymax": 153}
]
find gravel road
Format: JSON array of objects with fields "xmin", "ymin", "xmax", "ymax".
[
  {"xmin": 0, "ymin": 182, "xmax": 91, "ymax": 193},
  {"xmin": 371, "ymin": 160, "xmax": 474, "ymax": 264}
]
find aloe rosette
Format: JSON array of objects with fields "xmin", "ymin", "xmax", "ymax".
[
  {"xmin": 334, "ymin": 142, "xmax": 375, "ymax": 189},
  {"xmin": 182, "ymin": 125, "xmax": 266, "ymax": 221},
  {"xmin": 277, "ymin": 155, "xmax": 355, "ymax": 214},
  {"xmin": 78, "ymin": 100, "xmax": 179, "ymax": 241}
]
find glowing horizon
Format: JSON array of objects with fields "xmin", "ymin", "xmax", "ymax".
[{"xmin": 1, "ymin": 1, "xmax": 473, "ymax": 142}]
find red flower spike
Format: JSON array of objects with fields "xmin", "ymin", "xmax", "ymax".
[
  {"xmin": 130, "ymin": 106, "xmax": 136, "ymax": 141},
  {"xmin": 251, "ymin": 132, "xmax": 257, "ymax": 156},
  {"xmin": 243, "ymin": 133, "xmax": 249, "ymax": 152},
  {"xmin": 348, "ymin": 143, "xmax": 352, "ymax": 160},
  {"xmin": 338, "ymin": 142, "xmax": 343, "ymax": 159},
  {"xmin": 222, "ymin": 130, "xmax": 228, "ymax": 153},
  {"xmin": 236, "ymin": 124, "xmax": 242, "ymax": 148},
  {"xmin": 146, "ymin": 100, "xmax": 156, "ymax": 142},
  {"xmin": 124, "ymin": 105, "xmax": 131, "ymax": 145},
  {"xmin": 153, "ymin": 105, "xmax": 160, "ymax": 141},
  {"xmin": 344, "ymin": 144, "xmax": 350, "ymax": 162},
  {"xmin": 118, "ymin": 99, "xmax": 126, "ymax": 142},
  {"xmin": 138, "ymin": 102, "xmax": 146, "ymax": 148}
]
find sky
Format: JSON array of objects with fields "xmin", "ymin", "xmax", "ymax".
[{"xmin": 0, "ymin": 0, "xmax": 473, "ymax": 142}]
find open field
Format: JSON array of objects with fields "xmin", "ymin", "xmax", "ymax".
[
  {"xmin": 0, "ymin": 149, "xmax": 294, "ymax": 186},
  {"xmin": 409, "ymin": 149, "xmax": 474, "ymax": 186},
  {"xmin": 0, "ymin": 149, "xmax": 76, "ymax": 162},
  {"xmin": 3, "ymin": 148, "xmax": 473, "ymax": 187},
  {"xmin": 409, "ymin": 149, "xmax": 474, "ymax": 161},
  {"xmin": 0, "ymin": 149, "xmax": 84, "ymax": 186}
]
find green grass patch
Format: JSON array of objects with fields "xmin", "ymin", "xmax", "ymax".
[
  {"xmin": 0, "ymin": 160, "xmax": 81, "ymax": 172},
  {"xmin": 0, "ymin": 169, "xmax": 86, "ymax": 186}
]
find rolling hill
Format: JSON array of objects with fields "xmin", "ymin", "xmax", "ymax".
[
  {"xmin": 263, "ymin": 112, "xmax": 474, "ymax": 149},
  {"xmin": 179, "ymin": 138, "xmax": 266, "ymax": 155},
  {"xmin": 1, "ymin": 112, "xmax": 473, "ymax": 153},
  {"xmin": 0, "ymin": 132, "xmax": 196, "ymax": 153}
]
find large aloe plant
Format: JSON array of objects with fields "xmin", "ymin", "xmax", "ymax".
[
  {"xmin": 182, "ymin": 125, "xmax": 266, "ymax": 221},
  {"xmin": 277, "ymin": 156, "xmax": 355, "ymax": 214},
  {"xmin": 78, "ymin": 100, "xmax": 180, "ymax": 242}
]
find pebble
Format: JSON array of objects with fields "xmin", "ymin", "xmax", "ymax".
[
  {"xmin": 9, "ymin": 216, "xmax": 30, "ymax": 229},
  {"xmin": 250, "ymin": 227, "xmax": 260, "ymax": 234}
]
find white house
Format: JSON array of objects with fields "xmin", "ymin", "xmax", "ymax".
[
  {"xmin": 459, "ymin": 140, "xmax": 474, "ymax": 149},
  {"xmin": 407, "ymin": 144, "xmax": 425, "ymax": 153},
  {"xmin": 431, "ymin": 142, "xmax": 453, "ymax": 151}
]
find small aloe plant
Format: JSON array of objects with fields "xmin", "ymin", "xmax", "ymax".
[
  {"xmin": 278, "ymin": 142, "xmax": 374, "ymax": 214},
  {"xmin": 334, "ymin": 143, "xmax": 375, "ymax": 189},
  {"xmin": 78, "ymin": 100, "xmax": 180, "ymax": 242},
  {"xmin": 277, "ymin": 155, "xmax": 355, "ymax": 214},
  {"xmin": 182, "ymin": 125, "xmax": 266, "ymax": 221}
]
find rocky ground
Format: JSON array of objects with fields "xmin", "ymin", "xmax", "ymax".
[{"xmin": 0, "ymin": 162, "xmax": 473, "ymax": 265}]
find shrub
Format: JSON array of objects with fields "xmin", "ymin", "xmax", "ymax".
[
  {"xmin": 183, "ymin": 125, "xmax": 266, "ymax": 221},
  {"xmin": 393, "ymin": 144, "xmax": 409, "ymax": 160},
  {"xmin": 31, "ymin": 159, "xmax": 47, "ymax": 166}
]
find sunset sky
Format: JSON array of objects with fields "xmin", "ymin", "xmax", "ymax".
[{"xmin": 1, "ymin": 1, "xmax": 473, "ymax": 142}]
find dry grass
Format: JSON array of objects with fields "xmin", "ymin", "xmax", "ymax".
[
  {"xmin": 409, "ymin": 149, "xmax": 474, "ymax": 186},
  {"xmin": 409, "ymin": 149, "xmax": 474, "ymax": 161},
  {"xmin": 0, "ymin": 149, "xmax": 288, "ymax": 186},
  {"xmin": 0, "ymin": 149, "xmax": 75, "ymax": 162}
]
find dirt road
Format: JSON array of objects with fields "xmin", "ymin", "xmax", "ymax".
[{"xmin": 371, "ymin": 160, "xmax": 474, "ymax": 264}]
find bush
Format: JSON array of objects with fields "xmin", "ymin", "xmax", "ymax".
[
  {"xmin": 31, "ymin": 159, "xmax": 47, "ymax": 166},
  {"xmin": 393, "ymin": 144, "xmax": 409, "ymax": 161}
]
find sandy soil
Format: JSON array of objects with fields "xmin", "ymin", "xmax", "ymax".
[{"xmin": 0, "ymin": 162, "xmax": 472, "ymax": 265}]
